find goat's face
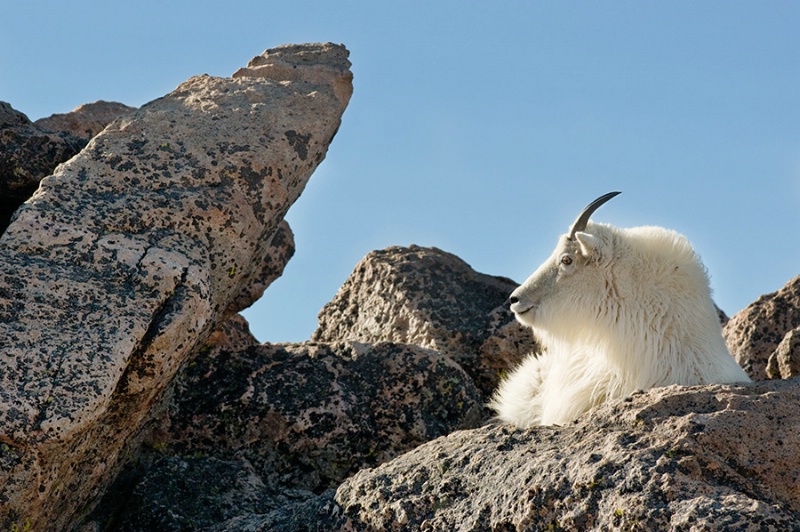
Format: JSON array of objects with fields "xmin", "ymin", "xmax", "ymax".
[
  {"xmin": 509, "ymin": 230, "xmax": 613, "ymax": 330},
  {"xmin": 508, "ymin": 192, "xmax": 621, "ymax": 333}
]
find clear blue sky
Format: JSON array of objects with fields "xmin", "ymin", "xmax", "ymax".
[{"xmin": 2, "ymin": 2, "xmax": 799, "ymax": 342}]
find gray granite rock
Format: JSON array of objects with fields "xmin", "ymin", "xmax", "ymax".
[
  {"xmin": 312, "ymin": 245, "xmax": 539, "ymax": 397},
  {"xmin": 725, "ymin": 275, "xmax": 800, "ymax": 380},
  {"xmin": 34, "ymin": 100, "xmax": 136, "ymax": 140},
  {"xmin": 163, "ymin": 340, "xmax": 486, "ymax": 494},
  {"xmin": 111, "ymin": 456, "xmax": 311, "ymax": 531},
  {"xmin": 329, "ymin": 379, "xmax": 800, "ymax": 530},
  {"xmin": 766, "ymin": 327, "xmax": 800, "ymax": 379},
  {"xmin": 0, "ymin": 42, "xmax": 352, "ymax": 530},
  {"xmin": 0, "ymin": 101, "xmax": 86, "ymax": 233}
]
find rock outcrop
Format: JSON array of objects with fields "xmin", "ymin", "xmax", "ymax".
[
  {"xmin": 766, "ymin": 328, "xmax": 800, "ymax": 379},
  {"xmin": 222, "ymin": 379, "xmax": 800, "ymax": 530},
  {"xmin": 34, "ymin": 100, "xmax": 136, "ymax": 140},
  {"xmin": 164, "ymin": 340, "xmax": 484, "ymax": 491},
  {"xmin": 334, "ymin": 379, "xmax": 800, "ymax": 530},
  {"xmin": 0, "ymin": 102, "xmax": 86, "ymax": 233},
  {"xmin": 0, "ymin": 42, "xmax": 352, "ymax": 530},
  {"xmin": 99, "ymin": 338, "xmax": 484, "ymax": 529},
  {"xmin": 313, "ymin": 245, "xmax": 538, "ymax": 396},
  {"xmin": 725, "ymin": 275, "xmax": 800, "ymax": 380}
]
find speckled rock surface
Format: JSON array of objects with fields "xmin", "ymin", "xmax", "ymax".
[
  {"xmin": 111, "ymin": 456, "xmax": 310, "ymax": 531},
  {"xmin": 766, "ymin": 327, "xmax": 800, "ymax": 380},
  {"xmin": 34, "ymin": 100, "xmax": 136, "ymax": 140},
  {"xmin": 725, "ymin": 275, "xmax": 800, "ymax": 380},
  {"xmin": 312, "ymin": 245, "xmax": 538, "ymax": 396},
  {"xmin": 163, "ymin": 341, "xmax": 484, "ymax": 492},
  {"xmin": 321, "ymin": 379, "xmax": 800, "ymax": 530},
  {"xmin": 88, "ymin": 340, "xmax": 484, "ymax": 529},
  {"xmin": 0, "ymin": 101, "xmax": 87, "ymax": 233},
  {"xmin": 0, "ymin": 42, "xmax": 351, "ymax": 530},
  {"xmin": 226, "ymin": 219, "xmax": 294, "ymax": 315}
]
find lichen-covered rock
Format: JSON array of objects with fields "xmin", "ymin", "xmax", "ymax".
[
  {"xmin": 163, "ymin": 341, "xmax": 485, "ymax": 496},
  {"xmin": 312, "ymin": 245, "xmax": 538, "ymax": 396},
  {"xmin": 205, "ymin": 313, "xmax": 259, "ymax": 353},
  {"xmin": 0, "ymin": 42, "xmax": 352, "ymax": 530},
  {"xmin": 34, "ymin": 100, "xmax": 136, "ymax": 140},
  {"xmin": 326, "ymin": 379, "xmax": 800, "ymax": 530},
  {"xmin": 110, "ymin": 456, "xmax": 312, "ymax": 531},
  {"xmin": 766, "ymin": 327, "xmax": 800, "ymax": 379},
  {"xmin": 725, "ymin": 275, "xmax": 800, "ymax": 380},
  {"xmin": 226, "ymin": 219, "xmax": 294, "ymax": 314},
  {"xmin": 0, "ymin": 101, "xmax": 87, "ymax": 233}
]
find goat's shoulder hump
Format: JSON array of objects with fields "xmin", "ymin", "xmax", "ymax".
[{"xmin": 621, "ymin": 225, "xmax": 699, "ymax": 264}]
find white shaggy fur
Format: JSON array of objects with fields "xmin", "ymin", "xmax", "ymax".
[{"xmin": 490, "ymin": 220, "xmax": 750, "ymax": 427}]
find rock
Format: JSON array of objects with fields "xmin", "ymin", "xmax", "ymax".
[
  {"xmin": 766, "ymin": 327, "xmax": 800, "ymax": 379},
  {"xmin": 0, "ymin": 42, "xmax": 352, "ymax": 530},
  {"xmin": 226, "ymin": 219, "xmax": 294, "ymax": 314},
  {"xmin": 34, "ymin": 100, "xmax": 136, "ymax": 141},
  {"xmin": 0, "ymin": 101, "xmax": 87, "ymax": 233},
  {"xmin": 326, "ymin": 379, "xmax": 800, "ymax": 530},
  {"xmin": 312, "ymin": 245, "xmax": 538, "ymax": 396},
  {"xmin": 205, "ymin": 313, "xmax": 260, "ymax": 353},
  {"xmin": 725, "ymin": 275, "xmax": 800, "ymax": 380},
  {"xmin": 163, "ymin": 341, "xmax": 485, "ymax": 494},
  {"xmin": 86, "ymin": 339, "xmax": 484, "ymax": 529},
  {"xmin": 110, "ymin": 456, "xmax": 312, "ymax": 531}
]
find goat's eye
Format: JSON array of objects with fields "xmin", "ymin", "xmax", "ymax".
[{"xmin": 560, "ymin": 255, "xmax": 573, "ymax": 266}]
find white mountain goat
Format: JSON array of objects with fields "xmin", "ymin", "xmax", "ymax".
[{"xmin": 490, "ymin": 192, "xmax": 750, "ymax": 427}]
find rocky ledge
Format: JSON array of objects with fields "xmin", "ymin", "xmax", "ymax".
[{"xmin": 2, "ymin": 42, "xmax": 799, "ymax": 531}]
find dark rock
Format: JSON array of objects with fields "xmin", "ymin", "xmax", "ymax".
[
  {"xmin": 0, "ymin": 101, "xmax": 86, "ymax": 233},
  {"xmin": 164, "ymin": 341, "xmax": 486, "ymax": 495},
  {"xmin": 111, "ymin": 456, "xmax": 311, "ymax": 531}
]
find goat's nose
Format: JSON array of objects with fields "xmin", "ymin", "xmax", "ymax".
[{"xmin": 506, "ymin": 295, "xmax": 519, "ymax": 306}]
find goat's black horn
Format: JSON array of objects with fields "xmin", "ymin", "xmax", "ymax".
[{"xmin": 568, "ymin": 191, "xmax": 621, "ymax": 239}]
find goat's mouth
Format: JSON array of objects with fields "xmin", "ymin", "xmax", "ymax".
[{"xmin": 510, "ymin": 302, "xmax": 535, "ymax": 317}]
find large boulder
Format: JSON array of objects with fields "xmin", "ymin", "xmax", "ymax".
[
  {"xmin": 725, "ymin": 275, "xmax": 800, "ymax": 380},
  {"xmin": 164, "ymin": 341, "xmax": 485, "ymax": 490},
  {"xmin": 105, "ymin": 456, "xmax": 304, "ymax": 531},
  {"xmin": 234, "ymin": 379, "xmax": 800, "ymax": 530},
  {"xmin": 0, "ymin": 42, "xmax": 352, "ymax": 530},
  {"xmin": 0, "ymin": 101, "xmax": 87, "ymax": 233},
  {"xmin": 312, "ymin": 245, "xmax": 538, "ymax": 396},
  {"xmin": 766, "ymin": 327, "xmax": 800, "ymax": 379},
  {"xmin": 34, "ymin": 100, "xmax": 136, "ymax": 141},
  {"xmin": 85, "ymin": 338, "xmax": 484, "ymax": 529}
]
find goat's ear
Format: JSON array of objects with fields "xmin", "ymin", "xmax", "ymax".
[{"xmin": 575, "ymin": 232, "xmax": 610, "ymax": 262}]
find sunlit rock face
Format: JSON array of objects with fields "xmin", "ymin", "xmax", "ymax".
[{"xmin": 0, "ymin": 42, "xmax": 352, "ymax": 530}]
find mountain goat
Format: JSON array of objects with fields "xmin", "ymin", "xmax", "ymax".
[{"xmin": 490, "ymin": 191, "xmax": 750, "ymax": 427}]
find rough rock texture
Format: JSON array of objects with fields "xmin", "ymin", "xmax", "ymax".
[
  {"xmin": 0, "ymin": 101, "xmax": 87, "ymax": 233},
  {"xmin": 34, "ymin": 100, "xmax": 136, "ymax": 140},
  {"xmin": 254, "ymin": 379, "xmax": 799, "ymax": 531},
  {"xmin": 166, "ymin": 340, "xmax": 484, "ymax": 491},
  {"xmin": 89, "ymin": 339, "xmax": 484, "ymax": 529},
  {"xmin": 766, "ymin": 327, "xmax": 800, "ymax": 380},
  {"xmin": 0, "ymin": 42, "xmax": 352, "ymax": 530},
  {"xmin": 110, "ymin": 456, "xmax": 305, "ymax": 531},
  {"xmin": 312, "ymin": 245, "xmax": 538, "ymax": 396},
  {"xmin": 227, "ymin": 219, "xmax": 294, "ymax": 314},
  {"xmin": 725, "ymin": 275, "xmax": 800, "ymax": 380}
]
